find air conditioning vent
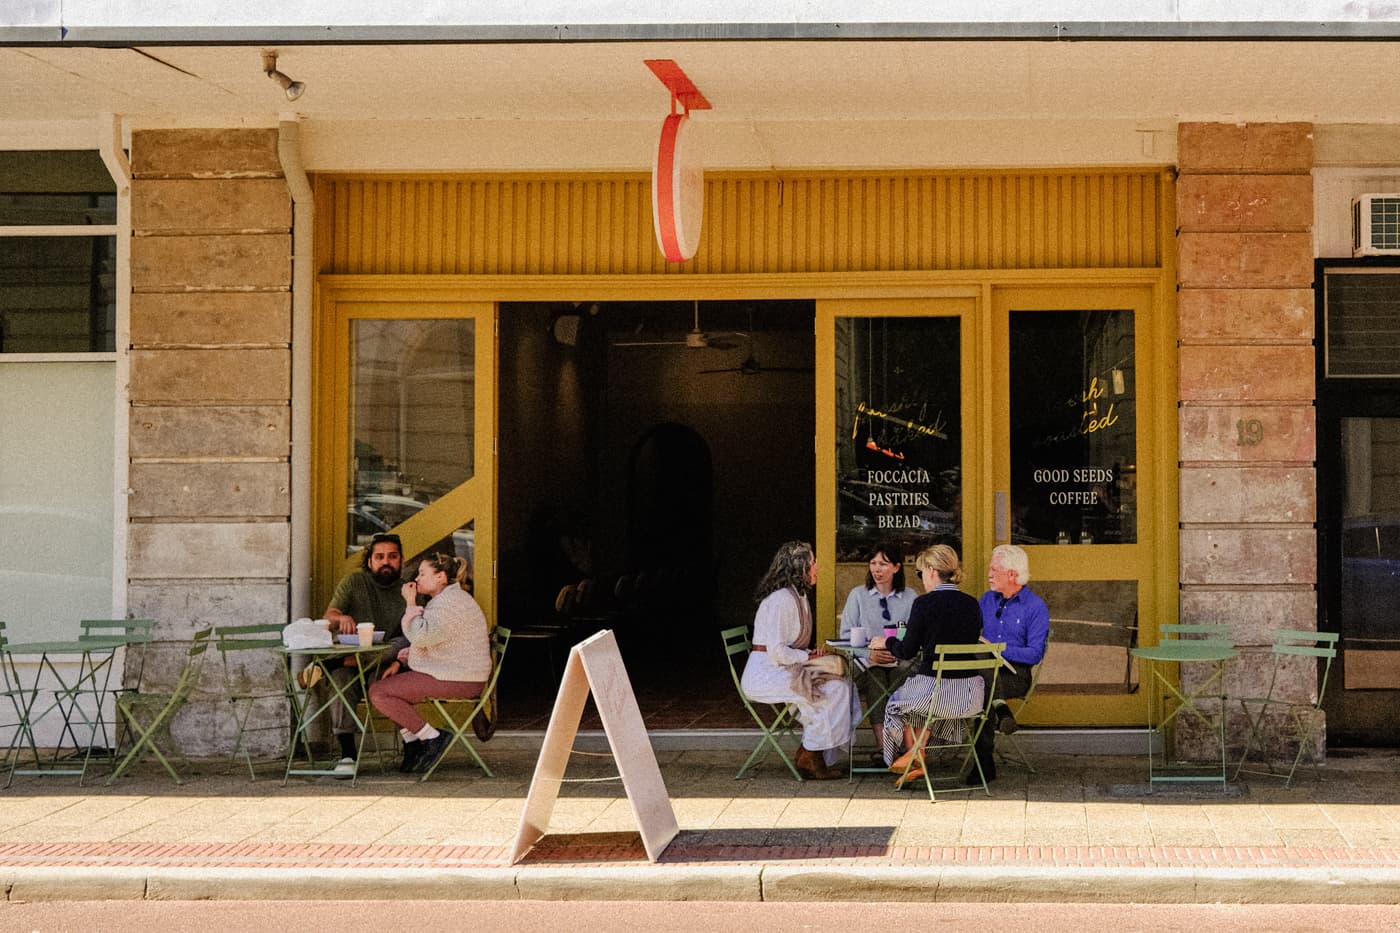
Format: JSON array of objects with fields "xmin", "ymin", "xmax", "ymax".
[{"xmin": 1354, "ymin": 194, "xmax": 1400, "ymax": 256}]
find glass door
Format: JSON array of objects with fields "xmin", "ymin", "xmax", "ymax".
[
  {"xmin": 992, "ymin": 285, "xmax": 1160, "ymax": 725},
  {"xmin": 817, "ymin": 297, "xmax": 977, "ymax": 630},
  {"xmin": 314, "ymin": 298, "xmax": 496, "ymax": 619}
]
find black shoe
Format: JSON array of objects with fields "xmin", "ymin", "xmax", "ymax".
[
  {"xmin": 964, "ymin": 762, "xmax": 997, "ymax": 786},
  {"xmin": 399, "ymin": 741, "xmax": 424, "ymax": 774},
  {"xmin": 995, "ymin": 704, "xmax": 1020, "ymax": 735},
  {"xmin": 412, "ymin": 731, "xmax": 453, "ymax": 774}
]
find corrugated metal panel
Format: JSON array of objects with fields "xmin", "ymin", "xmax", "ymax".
[{"xmin": 314, "ymin": 170, "xmax": 1163, "ymax": 275}]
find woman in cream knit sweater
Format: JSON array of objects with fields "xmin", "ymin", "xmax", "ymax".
[{"xmin": 368, "ymin": 551, "xmax": 491, "ymax": 773}]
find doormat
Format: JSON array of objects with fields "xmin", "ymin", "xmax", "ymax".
[{"xmin": 1102, "ymin": 782, "xmax": 1247, "ymax": 799}]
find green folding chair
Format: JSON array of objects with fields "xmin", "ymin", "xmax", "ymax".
[
  {"xmin": 418, "ymin": 625, "xmax": 511, "ymax": 781},
  {"xmin": 107, "ymin": 628, "xmax": 213, "ymax": 785},
  {"xmin": 0, "ymin": 621, "xmax": 29, "ymax": 764},
  {"xmin": 720, "ymin": 625, "xmax": 803, "ymax": 781},
  {"xmin": 1233, "ymin": 630, "xmax": 1338, "ymax": 787},
  {"xmin": 49, "ymin": 616, "xmax": 154, "ymax": 756},
  {"xmin": 995, "ymin": 633, "xmax": 1048, "ymax": 774},
  {"xmin": 892, "ymin": 642, "xmax": 1005, "ymax": 802},
  {"xmin": 214, "ymin": 623, "xmax": 292, "ymax": 780}
]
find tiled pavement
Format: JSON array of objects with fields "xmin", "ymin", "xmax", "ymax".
[{"xmin": 2, "ymin": 741, "xmax": 1400, "ymax": 902}]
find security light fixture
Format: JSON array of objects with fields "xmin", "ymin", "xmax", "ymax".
[{"xmin": 262, "ymin": 51, "xmax": 305, "ymax": 102}]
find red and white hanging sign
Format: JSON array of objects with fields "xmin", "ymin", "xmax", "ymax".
[{"xmin": 645, "ymin": 60, "xmax": 711, "ymax": 263}]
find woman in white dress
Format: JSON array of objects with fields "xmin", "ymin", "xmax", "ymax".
[{"xmin": 739, "ymin": 540, "xmax": 857, "ymax": 780}]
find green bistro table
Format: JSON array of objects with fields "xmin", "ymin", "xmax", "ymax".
[
  {"xmin": 1130, "ymin": 640, "xmax": 1238, "ymax": 787},
  {"xmin": 280, "ymin": 642, "xmax": 389, "ymax": 785},
  {"xmin": 826, "ymin": 639, "xmax": 913, "ymax": 780},
  {"xmin": 2, "ymin": 637, "xmax": 128, "ymax": 786}
]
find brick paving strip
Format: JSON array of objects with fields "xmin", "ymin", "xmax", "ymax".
[{"xmin": 3, "ymin": 841, "xmax": 1399, "ymax": 870}]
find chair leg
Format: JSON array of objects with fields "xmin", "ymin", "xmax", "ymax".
[
  {"xmin": 415, "ymin": 699, "xmax": 495, "ymax": 781},
  {"xmin": 1232, "ymin": 699, "xmax": 1266, "ymax": 781}
]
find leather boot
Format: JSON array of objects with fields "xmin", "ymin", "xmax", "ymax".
[{"xmin": 794, "ymin": 747, "xmax": 839, "ymax": 781}]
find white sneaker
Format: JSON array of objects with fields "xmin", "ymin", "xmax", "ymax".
[{"xmin": 332, "ymin": 757, "xmax": 356, "ymax": 779}]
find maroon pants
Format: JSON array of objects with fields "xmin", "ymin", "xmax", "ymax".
[{"xmin": 368, "ymin": 671, "xmax": 483, "ymax": 733}]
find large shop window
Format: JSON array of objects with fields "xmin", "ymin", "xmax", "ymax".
[
  {"xmin": 347, "ymin": 318, "xmax": 476, "ymax": 567},
  {"xmin": 0, "ymin": 150, "xmax": 117, "ymax": 353},
  {"xmin": 835, "ymin": 316, "xmax": 962, "ymax": 561},
  {"xmin": 1009, "ymin": 309, "xmax": 1136, "ymax": 546},
  {"xmin": 0, "ymin": 150, "xmax": 117, "ymax": 640}
]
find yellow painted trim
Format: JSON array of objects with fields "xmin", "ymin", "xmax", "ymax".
[
  {"xmin": 312, "ymin": 293, "xmax": 497, "ymax": 622},
  {"xmin": 816, "ymin": 296, "xmax": 977, "ymax": 640}
]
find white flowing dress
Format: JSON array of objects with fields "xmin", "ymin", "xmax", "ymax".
[{"xmin": 739, "ymin": 588, "xmax": 858, "ymax": 754}]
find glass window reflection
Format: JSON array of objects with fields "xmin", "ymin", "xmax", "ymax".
[{"xmin": 1009, "ymin": 309, "xmax": 1136, "ymax": 545}]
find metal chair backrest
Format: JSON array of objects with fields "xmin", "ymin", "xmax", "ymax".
[
  {"xmin": 721, "ymin": 625, "xmax": 752, "ymax": 686},
  {"xmin": 170, "ymin": 629, "xmax": 214, "ymax": 703},
  {"xmin": 214, "ymin": 623, "xmax": 285, "ymax": 653},
  {"xmin": 80, "ymin": 618, "xmax": 156, "ymax": 686},
  {"xmin": 1272, "ymin": 629, "xmax": 1339, "ymax": 708},
  {"xmin": 1160, "ymin": 622, "xmax": 1233, "ymax": 647}
]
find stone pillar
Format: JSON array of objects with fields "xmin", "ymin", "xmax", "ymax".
[
  {"xmin": 1175, "ymin": 122, "xmax": 1319, "ymax": 761},
  {"xmin": 127, "ymin": 129, "xmax": 292, "ymax": 756}
]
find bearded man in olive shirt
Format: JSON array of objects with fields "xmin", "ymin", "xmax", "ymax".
[{"xmin": 319, "ymin": 532, "xmax": 407, "ymax": 777}]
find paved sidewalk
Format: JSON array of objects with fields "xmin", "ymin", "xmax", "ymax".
[{"xmin": 2, "ymin": 740, "xmax": 1399, "ymax": 903}]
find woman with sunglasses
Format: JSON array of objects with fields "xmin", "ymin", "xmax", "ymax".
[{"xmin": 838, "ymin": 542, "xmax": 913, "ymax": 753}]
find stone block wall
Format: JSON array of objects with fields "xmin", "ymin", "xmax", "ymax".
[
  {"xmin": 1175, "ymin": 122, "xmax": 1321, "ymax": 761},
  {"xmin": 127, "ymin": 129, "xmax": 292, "ymax": 757}
]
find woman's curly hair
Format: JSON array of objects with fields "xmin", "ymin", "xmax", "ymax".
[{"xmin": 754, "ymin": 540, "xmax": 815, "ymax": 603}]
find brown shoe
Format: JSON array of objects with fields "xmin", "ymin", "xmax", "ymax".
[{"xmin": 795, "ymin": 747, "xmax": 840, "ymax": 781}]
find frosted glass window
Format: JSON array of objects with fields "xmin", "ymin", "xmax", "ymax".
[{"xmin": 0, "ymin": 361, "xmax": 114, "ymax": 642}]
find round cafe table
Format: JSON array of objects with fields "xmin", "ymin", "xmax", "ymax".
[
  {"xmin": 1129, "ymin": 640, "xmax": 1238, "ymax": 788},
  {"xmin": 279, "ymin": 641, "xmax": 390, "ymax": 784}
]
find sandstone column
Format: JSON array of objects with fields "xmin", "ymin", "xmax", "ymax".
[
  {"xmin": 126, "ymin": 128, "xmax": 293, "ymax": 756},
  {"xmin": 1175, "ymin": 122, "xmax": 1319, "ymax": 760}
]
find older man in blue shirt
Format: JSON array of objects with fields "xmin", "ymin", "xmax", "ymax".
[{"xmin": 973, "ymin": 543, "xmax": 1050, "ymax": 782}]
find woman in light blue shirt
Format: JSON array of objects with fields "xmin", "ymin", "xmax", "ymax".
[{"xmin": 839, "ymin": 542, "xmax": 915, "ymax": 752}]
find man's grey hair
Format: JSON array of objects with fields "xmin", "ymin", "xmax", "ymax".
[{"xmin": 991, "ymin": 543, "xmax": 1031, "ymax": 586}]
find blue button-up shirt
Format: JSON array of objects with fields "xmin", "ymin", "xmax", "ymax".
[{"xmin": 979, "ymin": 586, "xmax": 1050, "ymax": 667}]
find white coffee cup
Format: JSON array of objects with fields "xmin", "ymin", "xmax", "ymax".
[
  {"xmin": 356, "ymin": 622, "xmax": 374, "ymax": 647},
  {"xmin": 848, "ymin": 625, "xmax": 868, "ymax": 647}
]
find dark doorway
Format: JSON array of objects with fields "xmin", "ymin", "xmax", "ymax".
[
  {"xmin": 497, "ymin": 299, "xmax": 816, "ymax": 728},
  {"xmin": 1318, "ymin": 260, "xmax": 1400, "ymax": 745}
]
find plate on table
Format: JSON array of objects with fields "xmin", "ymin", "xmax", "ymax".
[{"xmin": 337, "ymin": 632, "xmax": 385, "ymax": 645}]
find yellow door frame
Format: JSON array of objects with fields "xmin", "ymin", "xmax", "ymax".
[
  {"xmin": 314, "ymin": 269, "xmax": 1174, "ymax": 728},
  {"xmin": 313, "ymin": 288, "xmax": 498, "ymax": 622}
]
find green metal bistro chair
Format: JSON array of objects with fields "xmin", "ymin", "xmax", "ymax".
[
  {"xmin": 994, "ymin": 633, "xmax": 1048, "ymax": 774},
  {"xmin": 417, "ymin": 625, "xmax": 512, "ymax": 781},
  {"xmin": 54, "ymin": 618, "xmax": 156, "ymax": 756},
  {"xmin": 891, "ymin": 642, "xmax": 1005, "ymax": 802},
  {"xmin": 0, "ymin": 622, "xmax": 28, "ymax": 764},
  {"xmin": 214, "ymin": 623, "xmax": 292, "ymax": 780},
  {"xmin": 107, "ymin": 628, "xmax": 213, "ymax": 785},
  {"xmin": 720, "ymin": 625, "xmax": 803, "ymax": 782},
  {"xmin": 1233, "ymin": 630, "xmax": 1339, "ymax": 787}
]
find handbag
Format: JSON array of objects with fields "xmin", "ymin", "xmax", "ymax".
[{"xmin": 803, "ymin": 652, "xmax": 847, "ymax": 678}]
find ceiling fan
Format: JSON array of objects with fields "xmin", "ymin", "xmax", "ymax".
[
  {"xmin": 697, "ymin": 352, "xmax": 813, "ymax": 377},
  {"xmin": 613, "ymin": 300, "xmax": 741, "ymax": 350},
  {"xmin": 698, "ymin": 311, "xmax": 814, "ymax": 376}
]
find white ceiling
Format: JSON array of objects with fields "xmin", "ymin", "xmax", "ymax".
[{"xmin": 3, "ymin": 40, "xmax": 1400, "ymax": 169}]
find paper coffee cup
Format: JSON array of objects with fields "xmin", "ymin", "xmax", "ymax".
[
  {"xmin": 848, "ymin": 626, "xmax": 868, "ymax": 647},
  {"xmin": 356, "ymin": 623, "xmax": 374, "ymax": 647},
  {"xmin": 883, "ymin": 626, "xmax": 898, "ymax": 640}
]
